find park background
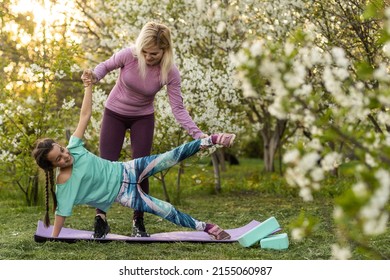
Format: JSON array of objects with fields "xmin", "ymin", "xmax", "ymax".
[{"xmin": 0, "ymin": 0, "xmax": 389, "ymax": 260}]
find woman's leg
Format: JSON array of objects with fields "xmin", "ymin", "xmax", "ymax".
[
  {"xmin": 99, "ymin": 108, "xmax": 128, "ymax": 160},
  {"xmin": 129, "ymin": 114, "xmax": 154, "ymax": 219},
  {"xmin": 128, "ymin": 114, "xmax": 154, "ymax": 236}
]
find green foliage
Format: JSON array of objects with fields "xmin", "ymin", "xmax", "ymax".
[{"xmin": 363, "ymin": 0, "xmax": 385, "ymax": 20}]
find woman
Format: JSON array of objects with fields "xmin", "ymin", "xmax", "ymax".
[
  {"xmin": 33, "ymin": 70, "xmax": 235, "ymax": 240},
  {"xmin": 85, "ymin": 22, "xmax": 208, "ymax": 238}
]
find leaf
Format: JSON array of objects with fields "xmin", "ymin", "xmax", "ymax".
[
  {"xmin": 362, "ymin": 0, "xmax": 384, "ymax": 20},
  {"xmin": 355, "ymin": 61, "xmax": 374, "ymax": 80}
]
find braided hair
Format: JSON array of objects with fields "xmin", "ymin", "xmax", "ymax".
[{"xmin": 32, "ymin": 138, "xmax": 58, "ymax": 228}]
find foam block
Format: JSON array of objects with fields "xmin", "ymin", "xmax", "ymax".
[
  {"xmin": 238, "ymin": 216, "xmax": 280, "ymax": 247},
  {"xmin": 260, "ymin": 233, "xmax": 289, "ymax": 250}
]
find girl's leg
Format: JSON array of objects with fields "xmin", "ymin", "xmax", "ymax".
[
  {"xmin": 133, "ymin": 139, "xmax": 205, "ymax": 183},
  {"xmin": 117, "ymin": 133, "xmax": 235, "ymax": 239},
  {"xmin": 115, "ymin": 175, "xmax": 231, "ymax": 239},
  {"xmin": 116, "ymin": 180, "xmax": 205, "ymax": 230},
  {"xmin": 119, "ymin": 139, "xmax": 206, "ymax": 229}
]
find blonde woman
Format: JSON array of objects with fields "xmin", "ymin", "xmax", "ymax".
[{"xmin": 84, "ymin": 22, "xmax": 207, "ymax": 238}]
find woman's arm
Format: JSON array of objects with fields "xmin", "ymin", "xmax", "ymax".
[
  {"xmin": 93, "ymin": 48, "xmax": 131, "ymax": 81},
  {"xmin": 52, "ymin": 215, "xmax": 66, "ymax": 237},
  {"xmin": 166, "ymin": 68, "xmax": 206, "ymax": 139},
  {"xmin": 73, "ymin": 70, "xmax": 93, "ymax": 139}
]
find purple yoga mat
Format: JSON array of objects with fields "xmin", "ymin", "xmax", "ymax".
[{"xmin": 34, "ymin": 220, "xmax": 266, "ymax": 243}]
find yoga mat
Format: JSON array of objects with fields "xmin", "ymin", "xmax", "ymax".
[{"xmin": 34, "ymin": 220, "xmax": 273, "ymax": 243}]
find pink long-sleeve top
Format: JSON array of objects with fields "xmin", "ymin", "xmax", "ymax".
[{"xmin": 93, "ymin": 47, "xmax": 203, "ymax": 139}]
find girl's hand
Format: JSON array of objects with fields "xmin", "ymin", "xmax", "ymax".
[{"xmin": 81, "ymin": 69, "xmax": 94, "ymax": 87}]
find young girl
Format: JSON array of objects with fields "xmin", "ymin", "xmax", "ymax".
[{"xmin": 32, "ymin": 70, "xmax": 236, "ymax": 240}]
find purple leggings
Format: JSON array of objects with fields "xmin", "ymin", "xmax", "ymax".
[{"xmin": 98, "ymin": 107, "xmax": 155, "ymax": 219}]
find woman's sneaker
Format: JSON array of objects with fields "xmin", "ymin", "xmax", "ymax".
[
  {"xmin": 131, "ymin": 217, "xmax": 150, "ymax": 237},
  {"xmin": 214, "ymin": 133, "xmax": 236, "ymax": 148},
  {"xmin": 93, "ymin": 215, "xmax": 110, "ymax": 238}
]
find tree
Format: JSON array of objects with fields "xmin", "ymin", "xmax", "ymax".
[{"xmin": 0, "ymin": 0, "xmax": 84, "ymax": 205}]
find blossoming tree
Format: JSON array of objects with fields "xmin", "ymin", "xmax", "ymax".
[{"xmin": 233, "ymin": 0, "xmax": 390, "ymax": 259}]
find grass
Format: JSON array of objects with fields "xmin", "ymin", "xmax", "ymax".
[{"xmin": 0, "ymin": 157, "xmax": 389, "ymax": 260}]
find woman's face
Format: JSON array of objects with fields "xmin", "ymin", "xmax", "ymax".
[
  {"xmin": 47, "ymin": 144, "xmax": 73, "ymax": 169},
  {"xmin": 142, "ymin": 45, "xmax": 164, "ymax": 66}
]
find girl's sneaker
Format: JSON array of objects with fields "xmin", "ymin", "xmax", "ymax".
[
  {"xmin": 214, "ymin": 133, "xmax": 236, "ymax": 148},
  {"xmin": 93, "ymin": 215, "xmax": 110, "ymax": 238}
]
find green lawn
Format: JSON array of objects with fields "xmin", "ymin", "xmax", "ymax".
[{"xmin": 0, "ymin": 157, "xmax": 388, "ymax": 260}]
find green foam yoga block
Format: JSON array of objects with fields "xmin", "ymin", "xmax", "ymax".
[
  {"xmin": 238, "ymin": 217, "xmax": 280, "ymax": 247},
  {"xmin": 260, "ymin": 233, "xmax": 289, "ymax": 250}
]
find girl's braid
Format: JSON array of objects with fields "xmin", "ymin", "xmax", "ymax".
[
  {"xmin": 43, "ymin": 168, "xmax": 57, "ymax": 228},
  {"xmin": 32, "ymin": 138, "xmax": 57, "ymax": 228},
  {"xmin": 49, "ymin": 169, "xmax": 57, "ymax": 215},
  {"xmin": 44, "ymin": 170, "xmax": 51, "ymax": 227}
]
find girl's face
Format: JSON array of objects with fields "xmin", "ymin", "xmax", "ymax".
[
  {"xmin": 47, "ymin": 144, "xmax": 73, "ymax": 169},
  {"xmin": 142, "ymin": 45, "xmax": 164, "ymax": 66}
]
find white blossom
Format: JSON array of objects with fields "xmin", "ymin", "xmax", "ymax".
[
  {"xmin": 321, "ymin": 152, "xmax": 341, "ymax": 171},
  {"xmin": 62, "ymin": 98, "xmax": 75, "ymax": 110},
  {"xmin": 216, "ymin": 21, "xmax": 226, "ymax": 34},
  {"xmin": 352, "ymin": 182, "xmax": 368, "ymax": 198},
  {"xmin": 365, "ymin": 153, "xmax": 377, "ymax": 167},
  {"xmin": 250, "ymin": 40, "xmax": 264, "ymax": 57},
  {"xmin": 331, "ymin": 47, "xmax": 349, "ymax": 68},
  {"xmin": 55, "ymin": 70, "xmax": 66, "ymax": 79},
  {"xmin": 331, "ymin": 244, "xmax": 352, "ymax": 260},
  {"xmin": 283, "ymin": 149, "xmax": 300, "ymax": 164},
  {"xmin": 333, "ymin": 206, "xmax": 344, "ymax": 220},
  {"xmin": 298, "ymin": 152, "xmax": 320, "ymax": 172},
  {"xmin": 291, "ymin": 228, "xmax": 304, "ymax": 241}
]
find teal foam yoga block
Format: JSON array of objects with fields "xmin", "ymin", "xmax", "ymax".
[
  {"xmin": 260, "ymin": 233, "xmax": 289, "ymax": 250},
  {"xmin": 238, "ymin": 217, "xmax": 280, "ymax": 247}
]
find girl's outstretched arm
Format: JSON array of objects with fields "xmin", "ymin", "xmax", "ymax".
[
  {"xmin": 52, "ymin": 215, "xmax": 66, "ymax": 237},
  {"xmin": 73, "ymin": 69, "xmax": 93, "ymax": 139}
]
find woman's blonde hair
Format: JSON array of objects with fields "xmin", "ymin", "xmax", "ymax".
[{"xmin": 135, "ymin": 22, "xmax": 174, "ymax": 85}]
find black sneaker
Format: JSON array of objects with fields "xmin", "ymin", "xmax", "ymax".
[
  {"xmin": 131, "ymin": 217, "xmax": 150, "ymax": 237},
  {"xmin": 93, "ymin": 215, "xmax": 110, "ymax": 238}
]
